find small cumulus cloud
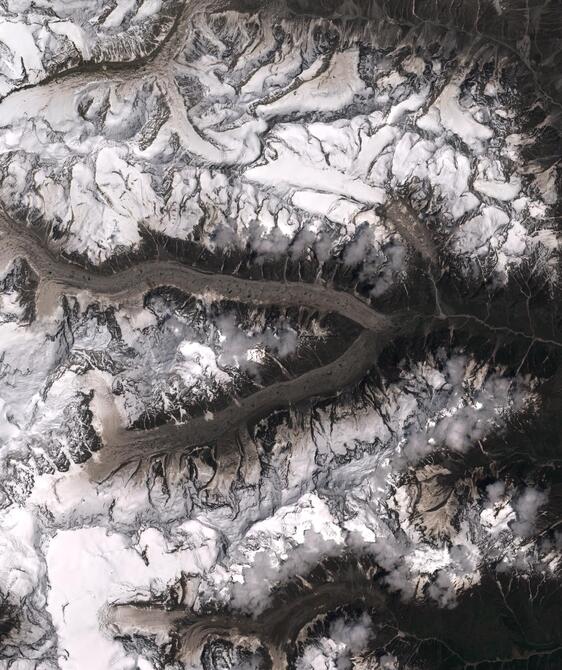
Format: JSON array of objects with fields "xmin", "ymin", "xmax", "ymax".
[{"xmin": 511, "ymin": 487, "xmax": 548, "ymax": 537}]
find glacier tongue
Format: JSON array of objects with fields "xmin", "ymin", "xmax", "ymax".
[{"xmin": 0, "ymin": 1, "xmax": 560, "ymax": 668}]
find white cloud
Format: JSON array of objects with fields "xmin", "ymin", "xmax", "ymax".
[
  {"xmin": 296, "ymin": 613, "xmax": 373, "ymax": 670},
  {"xmin": 511, "ymin": 487, "xmax": 548, "ymax": 537}
]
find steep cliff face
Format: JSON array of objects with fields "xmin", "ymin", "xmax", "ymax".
[{"xmin": 0, "ymin": 1, "xmax": 560, "ymax": 669}]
